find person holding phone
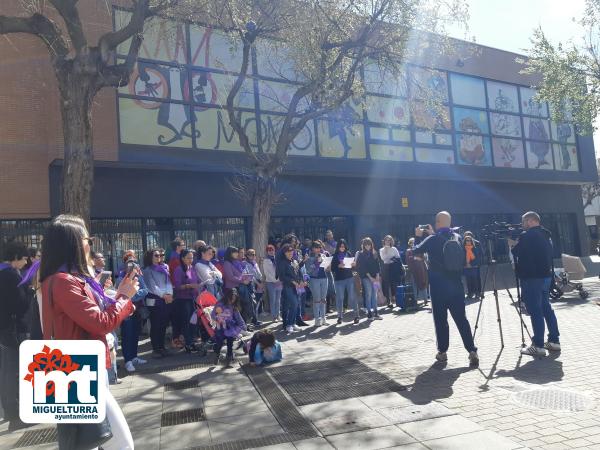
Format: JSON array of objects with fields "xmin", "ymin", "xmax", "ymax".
[
  {"xmin": 172, "ymin": 248, "xmax": 201, "ymax": 353},
  {"xmin": 40, "ymin": 214, "xmax": 138, "ymax": 450},
  {"xmin": 143, "ymin": 248, "xmax": 174, "ymax": 358}
]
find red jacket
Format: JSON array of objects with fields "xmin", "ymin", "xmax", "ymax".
[{"xmin": 41, "ymin": 273, "xmax": 134, "ymax": 368}]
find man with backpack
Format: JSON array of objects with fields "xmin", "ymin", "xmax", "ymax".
[{"xmin": 413, "ymin": 211, "xmax": 479, "ymax": 367}]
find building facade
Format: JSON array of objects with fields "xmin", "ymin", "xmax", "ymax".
[{"xmin": 0, "ymin": 2, "xmax": 597, "ymax": 271}]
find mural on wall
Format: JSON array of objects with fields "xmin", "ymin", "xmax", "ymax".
[
  {"xmin": 492, "ymin": 138, "xmax": 525, "ymax": 168},
  {"xmin": 490, "ymin": 112, "xmax": 521, "ymax": 137},
  {"xmin": 115, "ymin": 12, "xmax": 580, "ymax": 171},
  {"xmin": 487, "ymin": 81, "xmax": 519, "ymax": 113}
]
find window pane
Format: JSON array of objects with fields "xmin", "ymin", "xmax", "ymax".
[
  {"xmin": 520, "ymin": 87, "xmax": 549, "ymax": 117},
  {"xmin": 194, "ymin": 108, "xmax": 255, "ymax": 152},
  {"xmin": 363, "ymin": 63, "xmax": 408, "ymax": 97},
  {"xmin": 365, "ymin": 96, "xmax": 410, "ymax": 125},
  {"xmin": 492, "ymin": 138, "xmax": 525, "ymax": 168},
  {"xmin": 412, "ymin": 103, "xmax": 450, "ymax": 130},
  {"xmin": 551, "ymin": 122, "xmax": 576, "ymax": 144},
  {"xmin": 526, "ymin": 141, "xmax": 553, "ymax": 169},
  {"xmin": 553, "ymin": 143, "xmax": 579, "ymax": 171},
  {"xmin": 317, "ymin": 103, "xmax": 365, "ymax": 159},
  {"xmin": 257, "ymin": 79, "xmax": 308, "ymax": 113},
  {"xmin": 409, "ymin": 67, "xmax": 448, "ymax": 101},
  {"xmin": 369, "ymin": 144, "xmax": 413, "ymax": 161},
  {"xmin": 415, "ymin": 147, "xmax": 455, "ymax": 164},
  {"xmin": 260, "ymin": 114, "xmax": 316, "ymax": 156},
  {"xmin": 189, "ymin": 25, "xmax": 241, "ymax": 72},
  {"xmin": 119, "ymin": 61, "xmax": 186, "ymax": 102},
  {"xmin": 486, "ymin": 81, "xmax": 519, "ymax": 113},
  {"xmin": 523, "ymin": 117, "xmax": 550, "ymax": 141},
  {"xmin": 450, "ymin": 73, "xmax": 486, "ymax": 108},
  {"xmin": 453, "ymin": 107, "xmax": 489, "ymax": 134},
  {"xmin": 490, "ymin": 113, "xmax": 522, "ymax": 137},
  {"xmin": 456, "ymin": 134, "xmax": 492, "ymax": 166}
]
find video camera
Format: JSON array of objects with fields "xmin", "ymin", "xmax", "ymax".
[
  {"xmin": 481, "ymin": 221, "xmax": 523, "ymax": 240},
  {"xmin": 125, "ymin": 258, "xmax": 140, "ymax": 275}
]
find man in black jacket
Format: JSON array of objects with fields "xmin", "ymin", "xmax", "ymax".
[
  {"xmin": 414, "ymin": 211, "xmax": 479, "ymax": 366},
  {"xmin": 510, "ymin": 211, "xmax": 560, "ymax": 357},
  {"xmin": 0, "ymin": 240, "xmax": 31, "ymax": 431}
]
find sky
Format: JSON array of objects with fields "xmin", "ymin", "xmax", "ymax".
[{"xmin": 446, "ymin": 0, "xmax": 600, "ymax": 155}]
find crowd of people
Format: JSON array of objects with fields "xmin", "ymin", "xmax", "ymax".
[{"xmin": 0, "ymin": 209, "xmax": 563, "ymax": 448}]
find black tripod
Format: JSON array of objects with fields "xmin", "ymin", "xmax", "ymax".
[{"xmin": 472, "ymin": 240, "xmax": 504, "ymax": 348}]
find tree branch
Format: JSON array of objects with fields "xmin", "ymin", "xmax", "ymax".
[
  {"xmin": 0, "ymin": 13, "xmax": 69, "ymax": 60},
  {"xmin": 49, "ymin": 0, "xmax": 87, "ymax": 53}
]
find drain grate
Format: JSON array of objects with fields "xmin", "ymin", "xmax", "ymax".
[
  {"xmin": 269, "ymin": 358, "xmax": 405, "ymax": 406},
  {"xmin": 164, "ymin": 378, "xmax": 202, "ymax": 391},
  {"xmin": 138, "ymin": 361, "xmax": 214, "ymax": 375},
  {"xmin": 512, "ymin": 389, "xmax": 595, "ymax": 411},
  {"xmin": 161, "ymin": 407, "xmax": 206, "ymax": 427},
  {"xmin": 245, "ymin": 367, "xmax": 319, "ymax": 438},
  {"xmin": 14, "ymin": 427, "xmax": 57, "ymax": 448}
]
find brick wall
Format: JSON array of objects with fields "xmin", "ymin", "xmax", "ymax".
[{"xmin": 0, "ymin": 0, "xmax": 119, "ymax": 218}]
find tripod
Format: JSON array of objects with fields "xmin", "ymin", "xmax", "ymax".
[{"xmin": 472, "ymin": 240, "xmax": 504, "ymax": 348}]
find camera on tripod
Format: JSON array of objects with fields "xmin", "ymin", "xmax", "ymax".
[{"xmin": 481, "ymin": 221, "xmax": 523, "ymax": 240}]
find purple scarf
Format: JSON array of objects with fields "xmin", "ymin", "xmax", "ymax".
[
  {"xmin": 0, "ymin": 262, "xmax": 11, "ymax": 271},
  {"xmin": 151, "ymin": 263, "xmax": 170, "ymax": 277},
  {"xmin": 56, "ymin": 264, "xmax": 116, "ymax": 306},
  {"xmin": 232, "ymin": 260, "xmax": 245, "ymax": 272},
  {"xmin": 18, "ymin": 260, "xmax": 40, "ymax": 287}
]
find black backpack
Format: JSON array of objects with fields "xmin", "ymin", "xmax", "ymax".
[{"xmin": 442, "ymin": 234, "xmax": 466, "ymax": 273}]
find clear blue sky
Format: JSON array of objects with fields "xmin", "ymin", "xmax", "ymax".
[{"xmin": 447, "ymin": 0, "xmax": 599, "ymax": 155}]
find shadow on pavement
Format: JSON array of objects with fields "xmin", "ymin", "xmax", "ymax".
[
  {"xmin": 494, "ymin": 353, "xmax": 564, "ymax": 384},
  {"xmin": 402, "ymin": 362, "xmax": 471, "ymax": 405}
]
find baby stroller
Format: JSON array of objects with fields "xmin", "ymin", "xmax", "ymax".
[
  {"xmin": 193, "ymin": 290, "xmax": 218, "ymax": 355},
  {"xmin": 549, "ymin": 254, "xmax": 590, "ymax": 300}
]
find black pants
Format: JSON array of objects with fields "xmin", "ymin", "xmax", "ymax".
[
  {"xmin": 381, "ymin": 264, "xmax": 393, "ymax": 302},
  {"xmin": 238, "ymin": 284, "xmax": 257, "ymax": 324},
  {"xmin": 213, "ymin": 330, "xmax": 234, "ymax": 356},
  {"xmin": 0, "ymin": 344, "xmax": 19, "ymax": 421},
  {"xmin": 149, "ymin": 298, "xmax": 168, "ymax": 351}
]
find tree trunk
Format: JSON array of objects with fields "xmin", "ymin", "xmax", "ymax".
[
  {"xmin": 59, "ymin": 76, "xmax": 95, "ymax": 224},
  {"xmin": 251, "ymin": 178, "xmax": 276, "ymax": 258}
]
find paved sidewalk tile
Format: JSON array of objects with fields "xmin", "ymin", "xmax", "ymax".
[
  {"xmin": 398, "ymin": 415, "xmax": 483, "ymax": 441},
  {"xmin": 377, "ymin": 402, "xmax": 455, "ymax": 425},
  {"xmin": 423, "ymin": 429, "xmax": 523, "ymax": 450},
  {"xmin": 326, "ymin": 425, "xmax": 416, "ymax": 449},
  {"xmin": 159, "ymin": 421, "xmax": 211, "ymax": 449},
  {"xmin": 313, "ymin": 411, "xmax": 391, "ymax": 436},
  {"xmin": 293, "ymin": 437, "xmax": 335, "ymax": 449}
]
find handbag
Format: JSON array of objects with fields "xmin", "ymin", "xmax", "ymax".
[
  {"xmin": 47, "ymin": 275, "xmax": 114, "ymax": 450},
  {"xmin": 352, "ymin": 272, "xmax": 363, "ymax": 295}
]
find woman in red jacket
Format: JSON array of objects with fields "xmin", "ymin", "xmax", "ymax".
[{"xmin": 40, "ymin": 214, "xmax": 138, "ymax": 450}]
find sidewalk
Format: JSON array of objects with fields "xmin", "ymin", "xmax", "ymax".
[{"xmin": 2, "ymin": 276, "xmax": 600, "ymax": 449}]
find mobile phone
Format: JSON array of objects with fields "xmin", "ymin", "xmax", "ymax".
[{"xmin": 99, "ymin": 271, "xmax": 112, "ymax": 286}]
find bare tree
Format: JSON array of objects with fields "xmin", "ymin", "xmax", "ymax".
[
  {"xmin": 204, "ymin": 0, "xmax": 467, "ymax": 255},
  {"xmin": 0, "ymin": 0, "xmax": 184, "ymax": 222}
]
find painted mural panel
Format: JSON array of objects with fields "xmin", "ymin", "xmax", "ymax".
[
  {"xmin": 456, "ymin": 134, "xmax": 492, "ymax": 166},
  {"xmin": 119, "ymin": 98, "xmax": 194, "ymax": 148},
  {"xmin": 259, "ymin": 114, "xmax": 316, "ymax": 156},
  {"xmin": 415, "ymin": 147, "xmax": 455, "ymax": 164},
  {"xmin": 453, "ymin": 107, "xmax": 489, "ymax": 134},
  {"xmin": 391, "ymin": 128, "xmax": 411, "ymax": 142},
  {"xmin": 116, "ymin": 12, "xmax": 188, "ymax": 64},
  {"xmin": 412, "ymin": 103, "xmax": 450, "ymax": 130},
  {"xmin": 363, "ymin": 63, "xmax": 408, "ymax": 97},
  {"xmin": 188, "ymin": 72, "xmax": 254, "ymax": 108},
  {"xmin": 255, "ymin": 40, "xmax": 301, "ymax": 81},
  {"xmin": 365, "ymin": 96, "xmax": 409, "ymax": 125},
  {"xmin": 550, "ymin": 122, "xmax": 576, "ymax": 144},
  {"xmin": 553, "ymin": 143, "xmax": 579, "ymax": 171},
  {"xmin": 450, "ymin": 73, "xmax": 486, "ymax": 108},
  {"xmin": 119, "ymin": 62, "xmax": 186, "ymax": 103},
  {"xmin": 370, "ymin": 144, "xmax": 413, "ymax": 161},
  {"xmin": 409, "ymin": 67, "xmax": 448, "ymax": 101},
  {"xmin": 526, "ymin": 140, "xmax": 553, "ymax": 170},
  {"xmin": 257, "ymin": 79, "xmax": 309, "ymax": 113},
  {"xmin": 523, "ymin": 117, "xmax": 550, "ymax": 141},
  {"xmin": 189, "ymin": 24, "xmax": 241, "ymax": 72},
  {"xmin": 490, "ymin": 112, "xmax": 521, "ymax": 137},
  {"xmin": 317, "ymin": 112, "xmax": 366, "ymax": 159},
  {"xmin": 486, "ymin": 81, "xmax": 519, "ymax": 113},
  {"xmin": 492, "ymin": 138, "xmax": 525, "ymax": 168},
  {"xmin": 520, "ymin": 87, "xmax": 549, "ymax": 117}
]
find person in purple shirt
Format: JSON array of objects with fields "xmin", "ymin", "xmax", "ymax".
[
  {"xmin": 172, "ymin": 248, "xmax": 200, "ymax": 353},
  {"xmin": 211, "ymin": 288, "xmax": 247, "ymax": 364},
  {"xmin": 222, "ymin": 247, "xmax": 259, "ymax": 328}
]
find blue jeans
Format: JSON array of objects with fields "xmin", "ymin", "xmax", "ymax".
[
  {"xmin": 362, "ymin": 278, "xmax": 377, "ymax": 312},
  {"xmin": 520, "ymin": 277, "xmax": 560, "ymax": 347},
  {"xmin": 335, "ymin": 278, "xmax": 358, "ymax": 318},
  {"xmin": 309, "ymin": 278, "xmax": 328, "ymax": 320},
  {"xmin": 120, "ymin": 311, "xmax": 140, "ymax": 363},
  {"xmin": 429, "ymin": 271, "xmax": 477, "ymax": 353},
  {"xmin": 282, "ymin": 286, "xmax": 299, "ymax": 328},
  {"xmin": 266, "ymin": 282, "xmax": 283, "ymax": 319}
]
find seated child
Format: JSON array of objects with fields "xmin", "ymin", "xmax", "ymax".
[
  {"xmin": 248, "ymin": 330, "xmax": 282, "ymax": 367},
  {"xmin": 211, "ymin": 288, "xmax": 247, "ymax": 362}
]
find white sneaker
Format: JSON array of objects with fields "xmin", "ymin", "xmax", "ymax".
[
  {"xmin": 544, "ymin": 341, "xmax": 561, "ymax": 352},
  {"xmin": 435, "ymin": 352, "xmax": 448, "ymax": 362},
  {"xmin": 286, "ymin": 326, "xmax": 294, "ymax": 333},
  {"xmin": 520, "ymin": 345, "xmax": 547, "ymax": 357},
  {"xmin": 314, "ymin": 318, "xmax": 322, "ymax": 327},
  {"xmin": 125, "ymin": 361, "xmax": 136, "ymax": 372},
  {"xmin": 293, "ymin": 325, "xmax": 302, "ymax": 331},
  {"xmin": 241, "ymin": 330, "xmax": 251, "ymax": 337},
  {"xmin": 132, "ymin": 357, "xmax": 147, "ymax": 365},
  {"xmin": 322, "ymin": 319, "xmax": 330, "ymax": 326}
]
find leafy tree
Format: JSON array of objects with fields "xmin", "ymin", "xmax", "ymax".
[
  {"xmin": 0, "ymin": 0, "xmax": 185, "ymax": 222},
  {"xmin": 203, "ymin": 0, "xmax": 467, "ymax": 255}
]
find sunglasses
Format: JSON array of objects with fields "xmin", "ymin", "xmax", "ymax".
[
  {"xmin": 247, "ymin": 253, "xmax": 256, "ymax": 256},
  {"xmin": 153, "ymin": 253, "xmax": 161, "ymax": 257}
]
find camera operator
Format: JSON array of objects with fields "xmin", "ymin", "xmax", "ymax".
[
  {"xmin": 508, "ymin": 211, "xmax": 560, "ymax": 357},
  {"xmin": 414, "ymin": 211, "xmax": 479, "ymax": 366}
]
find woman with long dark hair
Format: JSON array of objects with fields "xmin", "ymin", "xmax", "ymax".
[
  {"xmin": 276, "ymin": 244, "xmax": 302, "ymax": 333},
  {"xmin": 356, "ymin": 237, "xmax": 382, "ymax": 320},
  {"xmin": 379, "ymin": 235, "xmax": 400, "ymax": 306},
  {"xmin": 331, "ymin": 239, "xmax": 359, "ymax": 325},
  {"xmin": 222, "ymin": 246, "xmax": 257, "ymax": 327},
  {"xmin": 39, "ymin": 214, "xmax": 137, "ymax": 449},
  {"xmin": 172, "ymin": 248, "xmax": 200, "ymax": 353}
]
